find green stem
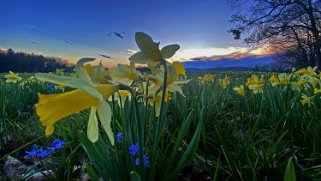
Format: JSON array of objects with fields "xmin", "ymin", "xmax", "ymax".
[
  {"xmin": 150, "ymin": 59, "xmax": 168, "ymax": 180},
  {"xmin": 120, "ymin": 85, "xmax": 145, "ymax": 175}
]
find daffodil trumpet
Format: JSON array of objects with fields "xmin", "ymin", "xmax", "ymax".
[{"xmin": 35, "ymin": 58, "xmax": 118, "ymax": 144}]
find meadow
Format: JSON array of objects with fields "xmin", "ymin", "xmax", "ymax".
[{"xmin": 1, "ymin": 33, "xmax": 321, "ymax": 181}]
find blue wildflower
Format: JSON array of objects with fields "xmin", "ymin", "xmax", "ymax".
[
  {"xmin": 25, "ymin": 144, "xmax": 38, "ymax": 157},
  {"xmin": 135, "ymin": 155, "xmax": 150, "ymax": 168},
  {"xmin": 129, "ymin": 143, "xmax": 139, "ymax": 156},
  {"xmin": 135, "ymin": 158, "xmax": 140, "ymax": 166},
  {"xmin": 116, "ymin": 132, "xmax": 122, "ymax": 144},
  {"xmin": 143, "ymin": 155, "xmax": 150, "ymax": 168},
  {"xmin": 37, "ymin": 148, "xmax": 50, "ymax": 159},
  {"xmin": 48, "ymin": 139, "xmax": 65, "ymax": 153},
  {"xmin": 52, "ymin": 139, "xmax": 65, "ymax": 149},
  {"xmin": 49, "ymin": 84, "xmax": 55, "ymax": 90}
]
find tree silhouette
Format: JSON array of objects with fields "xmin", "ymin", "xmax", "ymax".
[
  {"xmin": 230, "ymin": 0, "xmax": 321, "ymax": 68},
  {"xmin": 0, "ymin": 48, "xmax": 74, "ymax": 73}
]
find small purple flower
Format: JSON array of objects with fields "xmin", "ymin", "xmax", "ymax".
[
  {"xmin": 135, "ymin": 155, "xmax": 150, "ymax": 168},
  {"xmin": 129, "ymin": 143, "xmax": 139, "ymax": 156},
  {"xmin": 25, "ymin": 144, "xmax": 38, "ymax": 157},
  {"xmin": 116, "ymin": 132, "xmax": 122, "ymax": 144}
]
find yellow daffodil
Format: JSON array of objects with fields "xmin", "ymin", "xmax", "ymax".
[
  {"xmin": 5, "ymin": 71, "xmax": 22, "ymax": 83},
  {"xmin": 55, "ymin": 68, "xmax": 64, "ymax": 75},
  {"xmin": 314, "ymin": 88, "xmax": 321, "ymax": 94},
  {"xmin": 148, "ymin": 87, "xmax": 171, "ymax": 117},
  {"xmin": 151, "ymin": 62, "xmax": 191, "ymax": 96},
  {"xmin": 291, "ymin": 77, "xmax": 307, "ymax": 91},
  {"xmin": 129, "ymin": 32, "xmax": 180, "ymax": 70},
  {"xmin": 233, "ymin": 85, "xmax": 245, "ymax": 96},
  {"xmin": 84, "ymin": 64, "xmax": 96, "ymax": 76},
  {"xmin": 198, "ymin": 74, "xmax": 216, "ymax": 85},
  {"xmin": 108, "ymin": 62, "xmax": 141, "ymax": 86},
  {"xmin": 35, "ymin": 58, "xmax": 119, "ymax": 144},
  {"xmin": 278, "ymin": 73, "xmax": 290, "ymax": 86},
  {"xmin": 27, "ymin": 76, "xmax": 36, "ymax": 83},
  {"xmin": 172, "ymin": 61, "xmax": 187, "ymax": 78},
  {"xmin": 219, "ymin": 76, "xmax": 230, "ymax": 88},
  {"xmin": 269, "ymin": 74, "xmax": 279, "ymax": 86},
  {"xmin": 83, "ymin": 61, "xmax": 108, "ymax": 84},
  {"xmin": 109, "ymin": 90, "xmax": 131, "ymax": 107},
  {"xmin": 300, "ymin": 94, "xmax": 313, "ymax": 106},
  {"xmin": 247, "ymin": 75, "xmax": 264, "ymax": 86},
  {"xmin": 249, "ymin": 84, "xmax": 264, "ymax": 94},
  {"xmin": 295, "ymin": 66, "xmax": 318, "ymax": 77},
  {"xmin": 270, "ymin": 73, "xmax": 291, "ymax": 86},
  {"xmin": 247, "ymin": 75, "xmax": 265, "ymax": 94}
]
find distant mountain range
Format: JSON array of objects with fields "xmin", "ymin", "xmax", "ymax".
[
  {"xmin": 185, "ymin": 67, "xmax": 255, "ymax": 72},
  {"xmin": 182, "ymin": 55, "xmax": 276, "ymax": 70}
]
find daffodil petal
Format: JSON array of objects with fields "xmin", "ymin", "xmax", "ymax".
[
  {"xmin": 45, "ymin": 125, "xmax": 55, "ymax": 136},
  {"xmin": 129, "ymin": 51, "xmax": 152, "ymax": 64},
  {"xmin": 35, "ymin": 73, "xmax": 104, "ymax": 101},
  {"xmin": 161, "ymin": 44, "xmax": 180, "ymax": 59},
  {"xmin": 75, "ymin": 58, "xmax": 96, "ymax": 86},
  {"xmin": 97, "ymin": 101, "xmax": 114, "ymax": 145},
  {"xmin": 35, "ymin": 89, "xmax": 100, "ymax": 135},
  {"xmin": 35, "ymin": 73, "xmax": 80, "ymax": 88},
  {"xmin": 154, "ymin": 100, "xmax": 161, "ymax": 117},
  {"xmin": 87, "ymin": 107, "xmax": 99, "ymax": 143},
  {"xmin": 174, "ymin": 79, "xmax": 192, "ymax": 84},
  {"xmin": 168, "ymin": 84, "xmax": 185, "ymax": 96},
  {"xmin": 135, "ymin": 32, "xmax": 159, "ymax": 53}
]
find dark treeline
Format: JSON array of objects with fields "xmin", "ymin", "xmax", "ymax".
[{"xmin": 0, "ymin": 48, "xmax": 74, "ymax": 73}]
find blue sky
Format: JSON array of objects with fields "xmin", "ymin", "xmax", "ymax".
[{"xmin": 0, "ymin": 0, "xmax": 266, "ymax": 67}]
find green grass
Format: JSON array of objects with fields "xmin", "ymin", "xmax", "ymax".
[{"xmin": 1, "ymin": 70, "xmax": 321, "ymax": 180}]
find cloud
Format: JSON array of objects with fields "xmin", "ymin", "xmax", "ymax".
[
  {"xmin": 0, "ymin": 47, "xmax": 7, "ymax": 52},
  {"xmin": 122, "ymin": 46, "xmax": 271, "ymax": 65},
  {"xmin": 121, "ymin": 49, "xmax": 137, "ymax": 56},
  {"xmin": 171, "ymin": 46, "xmax": 270, "ymax": 62}
]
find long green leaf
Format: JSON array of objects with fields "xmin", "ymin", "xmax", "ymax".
[
  {"xmin": 162, "ymin": 119, "xmax": 203, "ymax": 180},
  {"xmin": 130, "ymin": 171, "xmax": 142, "ymax": 181},
  {"xmin": 165, "ymin": 110, "xmax": 195, "ymax": 173},
  {"xmin": 284, "ymin": 157, "xmax": 296, "ymax": 181},
  {"xmin": 86, "ymin": 165, "xmax": 100, "ymax": 181}
]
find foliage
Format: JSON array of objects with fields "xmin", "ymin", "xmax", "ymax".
[{"xmin": 0, "ymin": 48, "xmax": 73, "ymax": 73}]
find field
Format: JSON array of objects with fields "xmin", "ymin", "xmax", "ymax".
[{"xmin": 1, "ymin": 33, "xmax": 321, "ymax": 181}]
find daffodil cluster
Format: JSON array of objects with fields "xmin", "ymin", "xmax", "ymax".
[
  {"xmin": 127, "ymin": 32, "xmax": 190, "ymax": 116},
  {"xmin": 231, "ymin": 66, "xmax": 321, "ymax": 107},
  {"xmin": 246, "ymin": 74, "xmax": 265, "ymax": 94},
  {"xmin": 34, "ymin": 32, "xmax": 190, "ymax": 145},
  {"xmin": 197, "ymin": 74, "xmax": 216, "ymax": 85}
]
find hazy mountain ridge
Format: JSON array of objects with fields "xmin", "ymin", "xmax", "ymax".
[{"xmin": 182, "ymin": 55, "xmax": 276, "ymax": 70}]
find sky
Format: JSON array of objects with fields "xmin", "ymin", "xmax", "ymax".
[{"xmin": 0, "ymin": 0, "xmax": 268, "ymax": 67}]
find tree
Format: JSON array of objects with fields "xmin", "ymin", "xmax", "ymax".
[
  {"xmin": 230, "ymin": 0, "xmax": 321, "ymax": 68},
  {"xmin": 0, "ymin": 48, "xmax": 74, "ymax": 73}
]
